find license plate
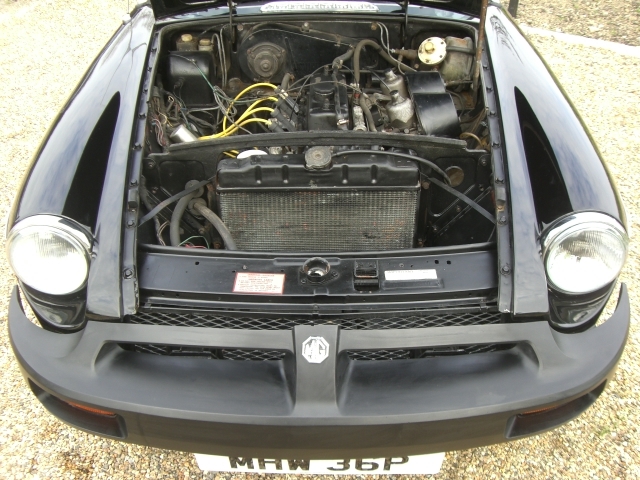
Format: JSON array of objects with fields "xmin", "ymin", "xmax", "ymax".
[{"xmin": 195, "ymin": 453, "xmax": 445, "ymax": 474}]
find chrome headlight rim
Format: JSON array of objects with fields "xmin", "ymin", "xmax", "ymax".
[
  {"xmin": 541, "ymin": 211, "xmax": 628, "ymax": 296},
  {"xmin": 6, "ymin": 215, "xmax": 93, "ymax": 296}
]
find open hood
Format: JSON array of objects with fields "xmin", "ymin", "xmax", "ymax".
[{"xmin": 148, "ymin": 0, "xmax": 483, "ymax": 19}]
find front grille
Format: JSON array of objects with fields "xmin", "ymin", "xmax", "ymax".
[
  {"xmin": 121, "ymin": 343, "xmax": 286, "ymax": 361},
  {"xmin": 218, "ymin": 190, "xmax": 419, "ymax": 251},
  {"xmin": 125, "ymin": 304, "xmax": 504, "ymax": 361},
  {"xmin": 127, "ymin": 306, "xmax": 502, "ymax": 330},
  {"xmin": 123, "ymin": 343, "xmax": 515, "ymax": 361},
  {"xmin": 347, "ymin": 343, "xmax": 516, "ymax": 361}
]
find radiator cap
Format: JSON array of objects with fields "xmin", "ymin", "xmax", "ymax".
[{"xmin": 305, "ymin": 146, "xmax": 332, "ymax": 170}]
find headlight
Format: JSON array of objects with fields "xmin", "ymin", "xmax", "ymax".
[
  {"xmin": 6, "ymin": 215, "xmax": 92, "ymax": 295},
  {"xmin": 542, "ymin": 212, "xmax": 628, "ymax": 295}
]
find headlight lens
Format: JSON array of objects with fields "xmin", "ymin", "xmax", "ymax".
[
  {"xmin": 542, "ymin": 212, "xmax": 628, "ymax": 295},
  {"xmin": 6, "ymin": 215, "xmax": 92, "ymax": 295}
]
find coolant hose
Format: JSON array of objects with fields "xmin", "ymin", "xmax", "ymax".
[
  {"xmin": 359, "ymin": 94, "xmax": 377, "ymax": 132},
  {"xmin": 332, "ymin": 47, "xmax": 354, "ymax": 69},
  {"xmin": 353, "ymin": 39, "xmax": 414, "ymax": 86},
  {"xmin": 280, "ymin": 73, "xmax": 291, "ymax": 91},
  {"xmin": 193, "ymin": 203, "xmax": 237, "ymax": 250},
  {"xmin": 170, "ymin": 192, "xmax": 197, "ymax": 246}
]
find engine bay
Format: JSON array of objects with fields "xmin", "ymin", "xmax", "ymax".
[{"xmin": 140, "ymin": 17, "xmax": 495, "ymax": 253}]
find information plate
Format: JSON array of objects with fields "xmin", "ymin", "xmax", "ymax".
[
  {"xmin": 233, "ymin": 272, "xmax": 285, "ymax": 294},
  {"xmin": 384, "ymin": 269, "xmax": 438, "ymax": 281}
]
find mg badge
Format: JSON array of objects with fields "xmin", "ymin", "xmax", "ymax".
[{"xmin": 302, "ymin": 336, "xmax": 330, "ymax": 364}]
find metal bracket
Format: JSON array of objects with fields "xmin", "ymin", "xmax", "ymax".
[
  {"xmin": 227, "ymin": 0, "xmax": 236, "ymax": 43},
  {"xmin": 402, "ymin": 0, "xmax": 409, "ymax": 47}
]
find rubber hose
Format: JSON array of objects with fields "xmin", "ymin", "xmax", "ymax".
[
  {"xmin": 280, "ymin": 73, "xmax": 291, "ymax": 91},
  {"xmin": 359, "ymin": 95, "xmax": 377, "ymax": 132},
  {"xmin": 353, "ymin": 39, "xmax": 414, "ymax": 86},
  {"xmin": 170, "ymin": 192, "xmax": 197, "ymax": 246},
  {"xmin": 193, "ymin": 203, "xmax": 237, "ymax": 250},
  {"xmin": 332, "ymin": 47, "xmax": 354, "ymax": 69}
]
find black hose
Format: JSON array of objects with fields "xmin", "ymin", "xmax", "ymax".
[
  {"xmin": 193, "ymin": 203, "xmax": 237, "ymax": 250},
  {"xmin": 353, "ymin": 39, "xmax": 414, "ymax": 86},
  {"xmin": 358, "ymin": 95, "xmax": 376, "ymax": 132},
  {"xmin": 332, "ymin": 47, "xmax": 354, "ymax": 69},
  {"xmin": 138, "ymin": 178, "xmax": 211, "ymax": 226},
  {"xmin": 332, "ymin": 149, "xmax": 451, "ymax": 185},
  {"xmin": 170, "ymin": 193, "xmax": 197, "ymax": 246}
]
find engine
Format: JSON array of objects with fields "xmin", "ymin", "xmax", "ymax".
[{"xmin": 141, "ymin": 19, "xmax": 494, "ymax": 252}]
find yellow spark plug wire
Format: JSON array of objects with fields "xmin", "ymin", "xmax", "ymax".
[{"xmin": 222, "ymin": 84, "xmax": 278, "ymax": 130}]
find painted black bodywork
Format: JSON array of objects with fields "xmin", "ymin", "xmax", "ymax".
[
  {"xmin": 8, "ymin": 284, "xmax": 630, "ymax": 457},
  {"xmin": 7, "ymin": 1, "xmax": 629, "ymax": 457}
]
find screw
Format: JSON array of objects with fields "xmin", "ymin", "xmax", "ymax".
[
  {"xmin": 371, "ymin": 22, "xmax": 378, "ymax": 30},
  {"xmin": 147, "ymin": 161, "xmax": 155, "ymax": 169},
  {"xmin": 133, "ymin": 143, "xmax": 142, "ymax": 150},
  {"xmin": 480, "ymin": 158, "xmax": 488, "ymax": 167},
  {"xmin": 301, "ymin": 279, "xmax": 307, "ymax": 284},
  {"xmin": 399, "ymin": 263, "xmax": 404, "ymax": 268},
  {"xmin": 242, "ymin": 265, "xmax": 247, "ymax": 270},
  {"xmin": 127, "ymin": 220, "xmax": 135, "ymax": 227},
  {"xmin": 498, "ymin": 215, "xmax": 507, "ymax": 225},
  {"xmin": 486, "ymin": 86, "xmax": 493, "ymax": 92},
  {"xmin": 456, "ymin": 205, "xmax": 462, "ymax": 213},
  {"xmin": 138, "ymin": 112, "xmax": 146, "ymax": 119},
  {"xmin": 123, "ymin": 268, "xmax": 134, "ymax": 279},
  {"xmin": 495, "ymin": 177, "xmax": 504, "ymax": 184},
  {"xmin": 130, "ymin": 179, "xmax": 138, "ymax": 186},
  {"xmin": 237, "ymin": 24, "xmax": 244, "ymax": 31},
  {"xmin": 492, "ymin": 141, "xmax": 500, "ymax": 147},
  {"xmin": 500, "ymin": 264, "xmax": 511, "ymax": 275}
]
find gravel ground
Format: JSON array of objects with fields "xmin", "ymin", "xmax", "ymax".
[
  {"xmin": 0, "ymin": 1, "xmax": 639, "ymax": 479},
  {"xmin": 513, "ymin": 0, "xmax": 640, "ymax": 46}
]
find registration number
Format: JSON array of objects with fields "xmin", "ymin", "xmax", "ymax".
[{"xmin": 195, "ymin": 453, "xmax": 445, "ymax": 474}]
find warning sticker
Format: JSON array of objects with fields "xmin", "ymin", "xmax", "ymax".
[
  {"xmin": 233, "ymin": 272, "xmax": 286, "ymax": 295},
  {"xmin": 384, "ymin": 269, "xmax": 438, "ymax": 281}
]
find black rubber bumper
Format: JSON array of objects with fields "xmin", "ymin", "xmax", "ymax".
[{"xmin": 9, "ymin": 285, "xmax": 630, "ymax": 458}]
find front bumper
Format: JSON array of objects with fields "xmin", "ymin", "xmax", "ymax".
[{"xmin": 9, "ymin": 285, "xmax": 629, "ymax": 458}]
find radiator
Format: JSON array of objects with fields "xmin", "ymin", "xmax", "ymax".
[{"xmin": 216, "ymin": 153, "xmax": 421, "ymax": 252}]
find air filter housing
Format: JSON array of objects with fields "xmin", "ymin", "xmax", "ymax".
[{"xmin": 216, "ymin": 152, "xmax": 420, "ymax": 252}]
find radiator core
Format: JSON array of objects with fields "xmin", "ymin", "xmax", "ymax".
[{"xmin": 218, "ymin": 189, "xmax": 419, "ymax": 252}]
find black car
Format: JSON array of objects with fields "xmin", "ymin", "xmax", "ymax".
[{"xmin": 5, "ymin": 0, "xmax": 630, "ymax": 474}]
